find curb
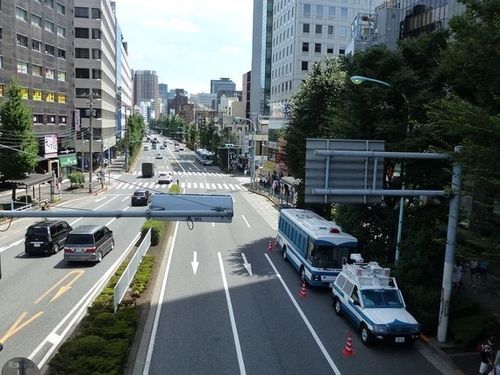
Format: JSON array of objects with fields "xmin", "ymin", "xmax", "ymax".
[{"xmin": 417, "ymin": 335, "xmax": 466, "ymax": 375}]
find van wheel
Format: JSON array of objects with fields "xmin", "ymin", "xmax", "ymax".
[
  {"xmin": 52, "ymin": 244, "xmax": 59, "ymax": 254},
  {"xmin": 334, "ymin": 298, "xmax": 342, "ymax": 315},
  {"xmin": 360, "ymin": 324, "xmax": 373, "ymax": 346},
  {"xmin": 96, "ymin": 251, "xmax": 103, "ymax": 263},
  {"xmin": 282, "ymin": 246, "xmax": 287, "ymax": 261}
]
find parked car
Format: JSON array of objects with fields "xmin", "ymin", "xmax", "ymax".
[
  {"xmin": 158, "ymin": 171, "xmax": 173, "ymax": 184},
  {"xmin": 144, "ymin": 145, "xmax": 149, "ymax": 151},
  {"xmin": 25, "ymin": 220, "xmax": 73, "ymax": 255},
  {"xmin": 131, "ymin": 189, "xmax": 151, "ymax": 206},
  {"xmin": 156, "ymin": 153, "xmax": 163, "ymax": 159},
  {"xmin": 64, "ymin": 225, "xmax": 114, "ymax": 263}
]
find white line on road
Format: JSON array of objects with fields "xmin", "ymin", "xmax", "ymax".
[
  {"xmin": 264, "ymin": 254, "xmax": 341, "ymax": 375},
  {"xmin": 0, "ymin": 239, "xmax": 23, "ymax": 253},
  {"xmin": 218, "ymin": 252, "xmax": 247, "ymax": 375},
  {"xmin": 142, "ymin": 221, "xmax": 179, "ymax": 375},
  {"xmin": 121, "ymin": 196, "xmax": 129, "ymax": 202},
  {"xmin": 241, "ymin": 215, "xmax": 251, "ymax": 228}
]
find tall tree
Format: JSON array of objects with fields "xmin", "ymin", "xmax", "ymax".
[{"xmin": 0, "ymin": 81, "xmax": 39, "ymax": 179}]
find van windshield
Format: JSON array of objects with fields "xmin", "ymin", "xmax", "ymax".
[
  {"xmin": 66, "ymin": 234, "xmax": 94, "ymax": 245},
  {"xmin": 361, "ymin": 289, "xmax": 403, "ymax": 308}
]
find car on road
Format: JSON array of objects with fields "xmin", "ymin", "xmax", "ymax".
[
  {"xmin": 178, "ymin": 145, "xmax": 184, "ymax": 151},
  {"xmin": 25, "ymin": 220, "xmax": 73, "ymax": 255},
  {"xmin": 156, "ymin": 153, "xmax": 163, "ymax": 159},
  {"xmin": 144, "ymin": 145, "xmax": 149, "ymax": 151},
  {"xmin": 159, "ymin": 145, "xmax": 165, "ymax": 150},
  {"xmin": 131, "ymin": 189, "xmax": 151, "ymax": 206},
  {"xmin": 64, "ymin": 225, "xmax": 114, "ymax": 263},
  {"xmin": 158, "ymin": 171, "xmax": 173, "ymax": 184}
]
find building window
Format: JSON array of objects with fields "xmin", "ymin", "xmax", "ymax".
[
  {"xmin": 340, "ymin": 26, "xmax": 348, "ymax": 38},
  {"xmin": 76, "ymin": 88, "xmax": 90, "ymax": 98},
  {"xmin": 45, "ymin": 68, "xmax": 55, "ymax": 79},
  {"xmin": 328, "ymin": 6, "xmax": 335, "ymax": 18},
  {"xmin": 45, "ymin": 20, "xmax": 55, "ymax": 33},
  {"xmin": 75, "ymin": 68, "xmax": 89, "ymax": 79},
  {"xmin": 17, "ymin": 61, "xmax": 28, "ymax": 74},
  {"xmin": 0, "ymin": 56, "xmax": 3, "ymax": 69},
  {"xmin": 57, "ymin": 94, "xmax": 66, "ymax": 104},
  {"xmin": 303, "ymin": 4, "xmax": 311, "ymax": 17},
  {"xmin": 303, "ymin": 23, "xmax": 310, "ymax": 33},
  {"xmin": 301, "ymin": 61, "xmax": 308, "ymax": 71},
  {"xmin": 75, "ymin": 7, "xmax": 89, "ymax": 18},
  {"xmin": 47, "ymin": 114, "xmax": 56, "ymax": 124},
  {"xmin": 57, "ymin": 71, "xmax": 66, "ymax": 82},
  {"xmin": 75, "ymin": 48, "xmax": 89, "ymax": 59},
  {"xmin": 46, "ymin": 93, "xmax": 55, "ymax": 102},
  {"xmin": 339, "ymin": 48, "xmax": 346, "ymax": 55},
  {"xmin": 315, "ymin": 43, "xmax": 321, "ymax": 53},
  {"xmin": 341, "ymin": 7, "xmax": 348, "ymax": 18},
  {"xmin": 58, "ymin": 115, "xmax": 67, "ymax": 125},
  {"xmin": 33, "ymin": 114, "xmax": 44, "ymax": 124},
  {"xmin": 91, "ymin": 8, "xmax": 101, "ymax": 19},
  {"xmin": 20, "ymin": 88, "xmax": 29, "ymax": 99},
  {"xmin": 45, "ymin": 0, "xmax": 54, "ymax": 9},
  {"xmin": 315, "ymin": 24, "xmax": 322, "ymax": 34},
  {"xmin": 32, "ymin": 65, "xmax": 43, "ymax": 76},
  {"xmin": 327, "ymin": 47, "xmax": 334, "ymax": 54},
  {"xmin": 92, "ymin": 49, "xmax": 101, "ymax": 59},
  {"xmin": 32, "ymin": 39, "xmax": 42, "ymax": 52},
  {"xmin": 316, "ymin": 5, "xmax": 323, "ymax": 17},
  {"xmin": 302, "ymin": 42, "xmax": 309, "ymax": 52},
  {"xmin": 328, "ymin": 25, "xmax": 334, "ymax": 35},
  {"xmin": 57, "ymin": 26, "xmax": 65, "ymax": 37},
  {"xmin": 16, "ymin": 7, "xmax": 28, "ymax": 22},
  {"xmin": 31, "ymin": 14, "xmax": 42, "ymax": 27},
  {"xmin": 91, "ymin": 28, "xmax": 101, "ymax": 39},
  {"xmin": 45, "ymin": 44, "xmax": 55, "ymax": 56},
  {"xmin": 16, "ymin": 34, "xmax": 28, "ymax": 47},
  {"xmin": 57, "ymin": 2, "xmax": 65, "ymax": 14},
  {"xmin": 75, "ymin": 28, "xmax": 89, "ymax": 38},
  {"xmin": 92, "ymin": 69, "xmax": 101, "ymax": 79},
  {"xmin": 58, "ymin": 49, "xmax": 66, "ymax": 59},
  {"xmin": 33, "ymin": 90, "xmax": 43, "ymax": 101}
]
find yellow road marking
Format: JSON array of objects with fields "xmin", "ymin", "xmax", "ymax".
[
  {"xmin": 0, "ymin": 311, "xmax": 44, "ymax": 344},
  {"xmin": 35, "ymin": 270, "xmax": 85, "ymax": 304},
  {"xmin": 50, "ymin": 271, "xmax": 85, "ymax": 303}
]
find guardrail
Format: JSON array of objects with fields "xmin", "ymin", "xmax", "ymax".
[{"xmin": 113, "ymin": 229, "xmax": 151, "ymax": 313}]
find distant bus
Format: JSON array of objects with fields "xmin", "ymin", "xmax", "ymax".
[
  {"xmin": 276, "ymin": 209, "xmax": 358, "ymax": 287},
  {"xmin": 195, "ymin": 148, "xmax": 214, "ymax": 166}
]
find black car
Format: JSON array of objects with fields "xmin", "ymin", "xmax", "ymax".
[
  {"xmin": 25, "ymin": 220, "xmax": 73, "ymax": 255},
  {"xmin": 131, "ymin": 189, "xmax": 151, "ymax": 206}
]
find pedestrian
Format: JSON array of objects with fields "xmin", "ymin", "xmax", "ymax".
[
  {"xmin": 469, "ymin": 259, "xmax": 479, "ymax": 284},
  {"xmin": 453, "ymin": 262, "xmax": 464, "ymax": 291},
  {"xmin": 489, "ymin": 349, "xmax": 500, "ymax": 375},
  {"xmin": 479, "ymin": 337, "xmax": 496, "ymax": 375}
]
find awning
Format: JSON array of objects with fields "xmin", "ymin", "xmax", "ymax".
[
  {"xmin": 5, "ymin": 173, "xmax": 53, "ymax": 188},
  {"xmin": 59, "ymin": 153, "xmax": 77, "ymax": 167},
  {"xmin": 281, "ymin": 176, "xmax": 299, "ymax": 187}
]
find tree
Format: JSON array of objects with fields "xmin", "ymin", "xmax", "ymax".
[{"xmin": 0, "ymin": 81, "xmax": 39, "ymax": 179}]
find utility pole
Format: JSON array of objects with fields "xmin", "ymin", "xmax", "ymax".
[{"xmin": 88, "ymin": 93, "xmax": 95, "ymax": 194}]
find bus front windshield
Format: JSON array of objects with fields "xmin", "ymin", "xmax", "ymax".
[
  {"xmin": 309, "ymin": 244, "xmax": 351, "ymax": 269},
  {"xmin": 360, "ymin": 289, "xmax": 404, "ymax": 308}
]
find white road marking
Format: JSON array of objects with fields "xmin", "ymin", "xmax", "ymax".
[
  {"xmin": 0, "ymin": 239, "xmax": 23, "ymax": 253},
  {"xmin": 121, "ymin": 196, "xmax": 129, "ymax": 202},
  {"xmin": 241, "ymin": 215, "xmax": 251, "ymax": 228},
  {"xmin": 264, "ymin": 254, "xmax": 341, "ymax": 375},
  {"xmin": 218, "ymin": 252, "xmax": 247, "ymax": 375}
]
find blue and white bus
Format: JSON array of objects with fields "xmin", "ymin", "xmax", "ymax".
[
  {"xmin": 276, "ymin": 209, "xmax": 358, "ymax": 287},
  {"xmin": 195, "ymin": 148, "xmax": 214, "ymax": 166}
]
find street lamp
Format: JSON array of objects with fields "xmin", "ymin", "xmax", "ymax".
[
  {"xmin": 350, "ymin": 75, "xmax": 410, "ymax": 265},
  {"xmin": 123, "ymin": 105, "xmax": 131, "ymax": 172},
  {"xmin": 234, "ymin": 116, "xmax": 257, "ymax": 189}
]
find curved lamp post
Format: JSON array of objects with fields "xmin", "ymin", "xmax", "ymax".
[
  {"xmin": 350, "ymin": 75, "xmax": 410, "ymax": 265},
  {"xmin": 234, "ymin": 117, "xmax": 257, "ymax": 189}
]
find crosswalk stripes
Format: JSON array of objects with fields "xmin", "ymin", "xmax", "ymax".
[{"xmin": 110, "ymin": 179, "xmax": 244, "ymax": 192}]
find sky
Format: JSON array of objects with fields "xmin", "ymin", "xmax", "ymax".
[{"xmin": 114, "ymin": 0, "xmax": 254, "ymax": 95}]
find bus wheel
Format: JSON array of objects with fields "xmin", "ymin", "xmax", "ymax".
[
  {"xmin": 282, "ymin": 246, "xmax": 288, "ymax": 261},
  {"xmin": 300, "ymin": 267, "xmax": 306, "ymax": 283}
]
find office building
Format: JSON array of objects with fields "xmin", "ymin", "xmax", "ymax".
[
  {"xmin": 0, "ymin": 0, "xmax": 75, "ymax": 175},
  {"xmin": 74, "ymin": 0, "xmax": 117, "ymax": 167},
  {"xmin": 210, "ymin": 77, "xmax": 236, "ymax": 95},
  {"xmin": 134, "ymin": 70, "xmax": 160, "ymax": 118},
  {"xmin": 250, "ymin": 0, "xmax": 273, "ymax": 119},
  {"xmin": 242, "ymin": 71, "xmax": 251, "ymax": 120},
  {"xmin": 190, "ymin": 92, "xmax": 217, "ymax": 110}
]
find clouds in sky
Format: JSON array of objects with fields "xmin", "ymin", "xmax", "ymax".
[{"xmin": 114, "ymin": 0, "xmax": 253, "ymax": 94}]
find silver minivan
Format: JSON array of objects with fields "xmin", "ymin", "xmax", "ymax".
[{"xmin": 64, "ymin": 225, "xmax": 114, "ymax": 263}]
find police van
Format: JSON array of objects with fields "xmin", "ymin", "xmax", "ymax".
[{"xmin": 330, "ymin": 254, "xmax": 420, "ymax": 345}]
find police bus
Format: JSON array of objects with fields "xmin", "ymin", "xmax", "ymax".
[
  {"xmin": 276, "ymin": 208, "xmax": 358, "ymax": 286},
  {"xmin": 195, "ymin": 148, "xmax": 214, "ymax": 166}
]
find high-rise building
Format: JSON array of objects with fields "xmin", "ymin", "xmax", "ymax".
[
  {"xmin": 210, "ymin": 77, "xmax": 236, "ymax": 95},
  {"xmin": 134, "ymin": 70, "xmax": 160, "ymax": 119},
  {"xmin": 0, "ymin": 0, "xmax": 75, "ymax": 175},
  {"xmin": 268, "ymin": 0, "xmax": 372, "ymax": 128},
  {"xmin": 74, "ymin": 0, "xmax": 117, "ymax": 166},
  {"xmin": 242, "ymin": 71, "xmax": 251, "ymax": 120},
  {"xmin": 159, "ymin": 83, "xmax": 169, "ymax": 100},
  {"xmin": 190, "ymin": 92, "xmax": 217, "ymax": 110},
  {"xmin": 250, "ymin": 0, "xmax": 273, "ymax": 119}
]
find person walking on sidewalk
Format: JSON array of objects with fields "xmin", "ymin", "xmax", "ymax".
[{"xmin": 479, "ymin": 336, "xmax": 496, "ymax": 375}]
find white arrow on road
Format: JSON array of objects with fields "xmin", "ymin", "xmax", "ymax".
[
  {"xmin": 191, "ymin": 251, "xmax": 199, "ymax": 275},
  {"xmin": 242, "ymin": 253, "xmax": 253, "ymax": 276}
]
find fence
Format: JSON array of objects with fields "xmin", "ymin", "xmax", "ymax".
[{"xmin": 113, "ymin": 229, "xmax": 151, "ymax": 313}]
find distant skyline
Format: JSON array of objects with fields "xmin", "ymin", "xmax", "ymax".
[{"xmin": 114, "ymin": 0, "xmax": 253, "ymax": 95}]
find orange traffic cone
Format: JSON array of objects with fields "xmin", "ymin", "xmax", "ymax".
[
  {"xmin": 342, "ymin": 333, "xmax": 355, "ymax": 356},
  {"xmin": 298, "ymin": 281, "xmax": 307, "ymax": 298},
  {"xmin": 267, "ymin": 240, "xmax": 273, "ymax": 251}
]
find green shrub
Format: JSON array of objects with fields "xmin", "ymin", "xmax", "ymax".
[
  {"xmin": 449, "ymin": 311, "xmax": 500, "ymax": 350},
  {"xmin": 130, "ymin": 255, "xmax": 155, "ymax": 295},
  {"xmin": 68, "ymin": 172, "xmax": 85, "ymax": 188},
  {"xmin": 142, "ymin": 219, "xmax": 164, "ymax": 246}
]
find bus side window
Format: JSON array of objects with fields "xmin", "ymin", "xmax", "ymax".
[{"xmin": 307, "ymin": 240, "xmax": 315, "ymax": 262}]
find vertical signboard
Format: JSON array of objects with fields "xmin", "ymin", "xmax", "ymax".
[{"xmin": 305, "ymin": 139, "xmax": 385, "ymax": 204}]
